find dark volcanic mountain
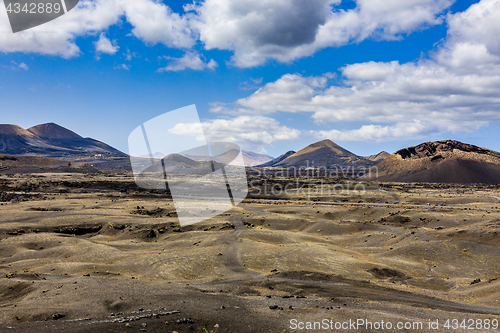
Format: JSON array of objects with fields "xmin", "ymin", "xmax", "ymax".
[
  {"xmin": 258, "ymin": 150, "xmax": 296, "ymax": 167},
  {"xmin": 264, "ymin": 140, "xmax": 373, "ymax": 168},
  {"xmin": 368, "ymin": 140, "xmax": 500, "ymax": 184},
  {"xmin": 0, "ymin": 123, "xmax": 125, "ymax": 157}
]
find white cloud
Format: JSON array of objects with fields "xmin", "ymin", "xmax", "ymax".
[
  {"xmin": 0, "ymin": 0, "xmax": 122, "ymax": 57},
  {"xmin": 202, "ymin": 116, "xmax": 301, "ymax": 150},
  {"xmin": 94, "ymin": 33, "xmax": 119, "ymax": 56},
  {"xmin": 10, "ymin": 61, "xmax": 28, "ymax": 70},
  {"xmin": 187, "ymin": 0, "xmax": 453, "ymax": 67},
  {"xmin": 114, "ymin": 63, "xmax": 130, "ymax": 70},
  {"xmin": 213, "ymin": 0, "xmax": 500, "ymax": 141},
  {"xmin": 124, "ymin": 49, "xmax": 137, "ymax": 61},
  {"xmin": 311, "ymin": 121, "xmax": 433, "ymax": 142},
  {"xmin": 158, "ymin": 52, "xmax": 218, "ymax": 72},
  {"xmin": 0, "ymin": 0, "xmax": 193, "ymax": 58},
  {"xmin": 119, "ymin": 0, "xmax": 194, "ymax": 49},
  {"xmin": 239, "ymin": 77, "xmax": 263, "ymax": 91},
  {"xmin": 169, "ymin": 116, "xmax": 300, "ymax": 151},
  {"xmin": 0, "ymin": 0, "xmax": 457, "ymax": 68}
]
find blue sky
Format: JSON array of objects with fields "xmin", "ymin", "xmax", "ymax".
[{"xmin": 1, "ymin": 0, "xmax": 499, "ymax": 158}]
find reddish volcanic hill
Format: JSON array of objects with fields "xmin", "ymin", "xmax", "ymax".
[
  {"xmin": 369, "ymin": 140, "xmax": 500, "ymax": 184},
  {"xmin": 0, "ymin": 125, "xmax": 50, "ymax": 155},
  {"xmin": 0, "ymin": 123, "xmax": 125, "ymax": 157},
  {"xmin": 365, "ymin": 151, "xmax": 390, "ymax": 163}
]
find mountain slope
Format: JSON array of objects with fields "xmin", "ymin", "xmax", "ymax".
[
  {"xmin": 365, "ymin": 151, "xmax": 390, "ymax": 162},
  {"xmin": 369, "ymin": 140, "xmax": 500, "ymax": 184},
  {"xmin": 0, "ymin": 123, "xmax": 125, "ymax": 157},
  {"xmin": 28, "ymin": 123, "xmax": 82, "ymax": 139},
  {"xmin": 0, "ymin": 125, "xmax": 52, "ymax": 155},
  {"xmin": 258, "ymin": 150, "xmax": 296, "ymax": 167},
  {"xmin": 269, "ymin": 140, "xmax": 372, "ymax": 168}
]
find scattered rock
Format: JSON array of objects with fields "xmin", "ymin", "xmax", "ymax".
[
  {"xmin": 368, "ymin": 267, "xmax": 407, "ymax": 280},
  {"xmin": 131, "ymin": 207, "xmax": 164, "ymax": 217},
  {"xmin": 52, "ymin": 313, "xmax": 65, "ymax": 320},
  {"xmin": 471, "ymin": 278, "xmax": 481, "ymax": 285},
  {"xmin": 167, "ymin": 211, "xmax": 178, "ymax": 218}
]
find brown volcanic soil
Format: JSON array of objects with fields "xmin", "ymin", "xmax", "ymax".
[
  {"xmin": 0, "ymin": 174, "xmax": 499, "ymax": 332},
  {"xmin": 369, "ymin": 140, "xmax": 500, "ymax": 184},
  {"xmin": 0, "ymin": 155, "xmax": 99, "ymax": 175}
]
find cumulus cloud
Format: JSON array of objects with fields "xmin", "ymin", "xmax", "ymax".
[
  {"xmin": 0, "ymin": 0, "xmax": 193, "ymax": 58},
  {"xmin": 0, "ymin": 0, "xmax": 457, "ymax": 67},
  {"xmin": 0, "ymin": 0, "xmax": 121, "ymax": 57},
  {"xmin": 213, "ymin": 0, "xmax": 500, "ymax": 141},
  {"xmin": 119, "ymin": 0, "xmax": 194, "ymax": 49},
  {"xmin": 169, "ymin": 116, "xmax": 300, "ymax": 151},
  {"xmin": 311, "ymin": 121, "xmax": 434, "ymax": 142},
  {"xmin": 157, "ymin": 52, "xmax": 218, "ymax": 72},
  {"xmin": 187, "ymin": 0, "xmax": 453, "ymax": 67},
  {"xmin": 94, "ymin": 33, "xmax": 119, "ymax": 56}
]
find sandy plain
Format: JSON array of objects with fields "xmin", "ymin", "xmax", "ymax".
[{"xmin": 0, "ymin": 172, "xmax": 499, "ymax": 332}]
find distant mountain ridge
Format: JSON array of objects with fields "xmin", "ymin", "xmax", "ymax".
[
  {"xmin": 0, "ymin": 123, "xmax": 125, "ymax": 157},
  {"xmin": 186, "ymin": 149, "xmax": 273, "ymax": 167}
]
